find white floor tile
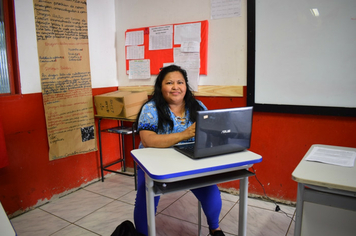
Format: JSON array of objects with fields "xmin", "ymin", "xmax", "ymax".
[
  {"xmin": 40, "ymin": 189, "xmax": 113, "ymax": 223},
  {"xmin": 248, "ymin": 197, "xmax": 296, "ymax": 216},
  {"xmin": 221, "ymin": 191, "xmax": 239, "ymax": 203},
  {"xmin": 160, "ymin": 191, "xmax": 236, "ymax": 228},
  {"xmin": 286, "ymin": 213, "xmax": 296, "ymax": 236},
  {"xmin": 11, "ymin": 209, "xmax": 69, "ymax": 236},
  {"xmin": 51, "ymin": 224, "xmax": 99, "ymax": 236},
  {"xmin": 117, "ymin": 189, "xmax": 137, "ymax": 205},
  {"xmin": 220, "ymin": 203, "xmax": 294, "ymax": 236},
  {"xmin": 75, "ymin": 200, "xmax": 135, "ymax": 236},
  {"xmin": 10, "ymin": 174, "xmax": 296, "ymax": 236},
  {"xmin": 156, "ymin": 190, "xmax": 188, "ymax": 213},
  {"xmin": 85, "ymin": 175, "xmax": 135, "ymax": 199},
  {"xmin": 156, "ymin": 213, "xmax": 209, "ymax": 236}
]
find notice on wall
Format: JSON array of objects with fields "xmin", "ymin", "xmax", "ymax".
[
  {"xmin": 211, "ymin": 0, "xmax": 242, "ymax": 19},
  {"xmin": 129, "ymin": 59, "xmax": 151, "ymax": 79},
  {"xmin": 149, "ymin": 25, "xmax": 173, "ymax": 50},
  {"xmin": 33, "ymin": 0, "xmax": 97, "ymax": 160},
  {"xmin": 125, "ymin": 30, "xmax": 144, "ymax": 46}
]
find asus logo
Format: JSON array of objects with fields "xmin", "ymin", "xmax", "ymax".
[{"xmin": 221, "ymin": 129, "xmax": 231, "ymax": 134}]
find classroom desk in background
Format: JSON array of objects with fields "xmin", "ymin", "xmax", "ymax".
[
  {"xmin": 131, "ymin": 148, "xmax": 262, "ymax": 236},
  {"xmin": 292, "ymin": 144, "xmax": 356, "ymax": 236},
  {"xmin": 96, "ymin": 115, "xmax": 137, "ymax": 189}
]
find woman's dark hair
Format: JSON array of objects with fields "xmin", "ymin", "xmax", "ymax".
[{"xmin": 136, "ymin": 65, "xmax": 204, "ymax": 132}]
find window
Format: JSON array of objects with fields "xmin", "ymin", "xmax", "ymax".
[{"xmin": 0, "ymin": 0, "xmax": 20, "ymax": 95}]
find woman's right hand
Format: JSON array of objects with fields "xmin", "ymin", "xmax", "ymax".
[{"xmin": 139, "ymin": 122, "xmax": 197, "ymax": 148}]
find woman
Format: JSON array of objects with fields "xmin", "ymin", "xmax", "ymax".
[{"xmin": 134, "ymin": 65, "xmax": 225, "ymax": 236}]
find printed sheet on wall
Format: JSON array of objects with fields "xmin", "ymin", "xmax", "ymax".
[{"xmin": 33, "ymin": 0, "xmax": 97, "ymax": 160}]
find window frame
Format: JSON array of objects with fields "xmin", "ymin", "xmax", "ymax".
[{"xmin": 1, "ymin": 0, "xmax": 20, "ymax": 95}]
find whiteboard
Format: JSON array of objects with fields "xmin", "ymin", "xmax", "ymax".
[{"xmin": 247, "ymin": 0, "xmax": 356, "ymax": 116}]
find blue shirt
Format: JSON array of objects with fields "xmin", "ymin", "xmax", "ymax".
[{"xmin": 137, "ymin": 100, "xmax": 207, "ymax": 148}]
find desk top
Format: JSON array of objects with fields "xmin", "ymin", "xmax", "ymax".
[
  {"xmin": 131, "ymin": 148, "xmax": 262, "ymax": 182},
  {"xmin": 292, "ymin": 144, "xmax": 356, "ymax": 192}
]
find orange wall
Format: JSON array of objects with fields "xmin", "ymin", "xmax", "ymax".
[{"xmin": 1, "ymin": 86, "xmax": 355, "ymax": 216}]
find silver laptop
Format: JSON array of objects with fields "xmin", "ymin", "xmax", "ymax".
[{"xmin": 174, "ymin": 106, "xmax": 253, "ymax": 159}]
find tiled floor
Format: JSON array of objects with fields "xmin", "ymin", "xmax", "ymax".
[{"xmin": 10, "ymin": 174, "xmax": 296, "ymax": 236}]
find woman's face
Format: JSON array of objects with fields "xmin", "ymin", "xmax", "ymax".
[{"xmin": 161, "ymin": 71, "xmax": 187, "ymax": 105}]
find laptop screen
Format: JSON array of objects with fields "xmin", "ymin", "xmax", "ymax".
[{"xmin": 193, "ymin": 106, "xmax": 253, "ymax": 158}]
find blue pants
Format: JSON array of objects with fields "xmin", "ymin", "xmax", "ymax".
[{"xmin": 134, "ymin": 166, "xmax": 222, "ymax": 236}]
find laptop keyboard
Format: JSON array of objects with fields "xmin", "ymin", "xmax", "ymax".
[{"xmin": 177, "ymin": 144, "xmax": 195, "ymax": 151}]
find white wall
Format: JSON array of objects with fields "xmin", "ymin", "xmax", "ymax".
[
  {"xmin": 14, "ymin": 0, "xmax": 247, "ymax": 94},
  {"xmin": 15, "ymin": 0, "xmax": 41, "ymax": 94},
  {"xmin": 116, "ymin": 0, "xmax": 247, "ymax": 87},
  {"xmin": 15, "ymin": 0, "xmax": 118, "ymax": 94}
]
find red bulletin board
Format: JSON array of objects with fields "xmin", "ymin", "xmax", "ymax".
[{"xmin": 125, "ymin": 20, "xmax": 208, "ymax": 75}]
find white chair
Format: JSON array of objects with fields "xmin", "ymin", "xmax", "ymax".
[{"xmin": 0, "ymin": 202, "xmax": 16, "ymax": 236}]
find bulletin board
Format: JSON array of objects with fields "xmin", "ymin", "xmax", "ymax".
[{"xmin": 125, "ymin": 20, "xmax": 208, "ymax": 75}]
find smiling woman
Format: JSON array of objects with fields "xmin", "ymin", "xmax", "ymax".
[
  {"xmin": 132, "ymin": 64, "xmax": 226, "ymax": 236},
  {"xmin": 161, "ymin": 71, "xmax": 187, "ymax": 115},
  {"xmin": 136, "ymin": 65, "xmax": 202, "ymax": 148}
]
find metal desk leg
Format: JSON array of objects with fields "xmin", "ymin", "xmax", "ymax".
[
  {"xmin": 294, "ymin": 183, "xmax": 304, "ymax": 236},
  {"xmin": 145, "ymin": 175, "xmax": 156, "ymax": 236},
  {"xmin": 98, "ymin": 118, "xmax": 105, "ymax": 182},
  {"xmin": 132, "ymin": 122, "xmax": 137, "ymax": 190},
  {"xmin": 198, "ymin": 201, "xmax": 202, "ymax": 236},
  {"xmin": 239, "ymin": 177, "xmax": 248, "ymax": 236},
  {"xmin": 120, "ymin": 121, "xmax": 126, "ymax": 172}
]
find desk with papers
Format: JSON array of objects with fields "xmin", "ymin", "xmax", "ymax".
[{"xmin": 292, "ymin": 144, "xmax": 356, "ymax": 236}]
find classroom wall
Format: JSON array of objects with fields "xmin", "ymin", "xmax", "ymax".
[
  {"xmin": 0, "ymin": 0, "xmax": 355, "ymax": 218},
  {"xmin": 115, "ymin": 0, "xmax": 247, "ymax": 87},
  {"xmin": 0, "ymin": 0, "xmax": 119, "ymax": 217},
  {"xmin": 0, "ymin": 87, "xmax": 120, "ymax": 217},
  {"xmin": 123, "ymin": 88, "xmax": 356, "ymax": 202}
]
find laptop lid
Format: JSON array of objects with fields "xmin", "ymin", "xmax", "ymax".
[{"xmin": 192, "ymin": 106, "xmax": 253, "ymax": 159}]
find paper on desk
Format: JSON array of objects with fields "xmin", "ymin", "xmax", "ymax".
[{"xmin": 305, "ymin": 147, "xmax": 356, "ymax": 167}]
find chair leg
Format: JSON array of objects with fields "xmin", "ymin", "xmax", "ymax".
[{"xmin": 198, "ymin": 200, "xmax": 202, "ymax": 236}]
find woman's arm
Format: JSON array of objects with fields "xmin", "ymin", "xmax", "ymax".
[{"xmin": 139, "ymin": 123, "xmax": 195, "ymax": 148}]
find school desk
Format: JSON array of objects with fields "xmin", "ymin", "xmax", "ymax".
[
  {"xmin": 131, "ymin": 148, "xmax": 262, "ymax": 236},
  {"xmin": 292, "ymin": 144, "xmax": 356, "ymax": 236}
]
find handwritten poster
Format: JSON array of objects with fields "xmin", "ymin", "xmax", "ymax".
[{"xmin": 33, "ymin": 0, "xmax": 97, "ymax": 160}]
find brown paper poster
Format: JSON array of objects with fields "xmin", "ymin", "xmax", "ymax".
[{"xmin": 33, "ymin": 0, "xmax": 97, "ymax": 160}]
